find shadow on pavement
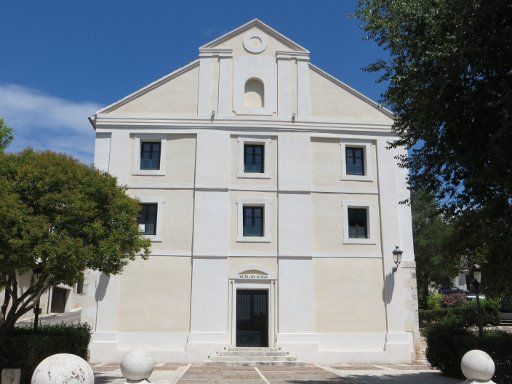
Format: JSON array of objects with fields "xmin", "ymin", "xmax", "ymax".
[{"xmin": 284, "ymin": 371, "xmax": 458, "ymax": 384}]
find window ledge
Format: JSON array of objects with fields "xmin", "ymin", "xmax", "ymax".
[
  {"xmin": 131, "ymin": 170, "xmax": 166, "ymax": 176},
  {"xmin": 143, "ymin": 235, "xmax": 162, "ymax": 242},
  {"xmin": 340, "ymin": 175, "xmax": 374, "ymax": 182},
  {"xmin": 342, "ymin": 238, "xmax": 376, "ymax": 245},
  {"xmin": 237, "ymin": 236, "xmax": 271, "ymax": 243},
  {"xmin": 237, "ymin": 172, "xmax": 271, "ymax": 179}
]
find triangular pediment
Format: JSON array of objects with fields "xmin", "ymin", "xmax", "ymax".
[
  {"xmin": 200, "ymin": 18, "xmax": 309, "ymax": 54},
  {"xmin": 91, "ymin": 19, "xmax": 393, "ymax": 127}
]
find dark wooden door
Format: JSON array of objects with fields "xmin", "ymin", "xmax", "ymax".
[
  {"xmin": 236, "ymin": 290, "xmax": 268, "ymax": 347},
  {"xmin": 51, "ymin": 287, "xmax": 68, "ymax": 313}
]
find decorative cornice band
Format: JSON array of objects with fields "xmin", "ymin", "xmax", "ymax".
[
  {"xmin": 94, "ymin": 116, "xmax": 394, "ymax": 135},
  {"xmin": 199, "ymin": 48, "xmax": 233, "ymax": 58}
]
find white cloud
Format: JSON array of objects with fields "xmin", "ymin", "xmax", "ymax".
[{"xmin": 0, "ymin": 83, "xmax": 102, "ymax": 164}]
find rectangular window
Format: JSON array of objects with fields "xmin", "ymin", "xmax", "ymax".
[
  {"xmin": 76, "ymin": 275, "xmax": 84, "ymax": 295},
  {"xmin": 244, "ymin": 144, "xmax": 264, "ymax": 173},
  {"xmin": 138, "ymin": 203, "xmax": 158, "ymax": 235},
  {"xmin": 346, "ymin": 147, "xmax": 365, "ymax": 176},
  {"xmin": 243, "ymin": 206, "xmax": 264, "ymax": 237},
  {"xmin": 348, "ymin": 207, "xmax": 368, "ymax": 238},
  {"xmin": 140, "ymin": 142, "xmax": 161, "ymax": 170}
]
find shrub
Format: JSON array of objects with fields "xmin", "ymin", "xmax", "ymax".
[
  {"xmin": 419, "ymin": 299, "xmax": 501, "ymax": 327},
  {"xmin": 463, "ymin": 299, "xmax": 501, "ymax": 326},
  {"xmin": 426, "ymin": 317, "xmax": 512, "ymax": 384},
  {"xmin": 427, "ymin": 293, "xmax": 443, "ymax": 310},
  {"xmin": 441, "ymin": 292, "xmax": 467, "ymax": 307},
  {"xmin": 0, "ymin": 323, "xmax": 91, "ymax": 384}
]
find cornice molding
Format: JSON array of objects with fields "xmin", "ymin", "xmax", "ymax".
[{"xmin": 93, "ymin": 115, "xmax": 394, "ymax": 135}]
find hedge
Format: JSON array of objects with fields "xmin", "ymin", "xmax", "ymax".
[
  {"xmin": 0, "ymin": 323, "xmax": 91, "ymax": 384},
  {"xmin": 426, "ymin": 317, "xmax": 512, "ymax": 384},
  {"xmin": 419, "ymin": 299, "xmax": 501, "ymax": 327}
]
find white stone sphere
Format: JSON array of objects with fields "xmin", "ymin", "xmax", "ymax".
[
  {"xmin": 31, "ymin": 353, "xmax": 93, "ymax": 384},
  {"xmin": 120, "ymin": 350, "xmax": 155, "ymax": 381},
  {"xmin": 461, "ymin": 350, "xmax": 495, "ymax": 381}
]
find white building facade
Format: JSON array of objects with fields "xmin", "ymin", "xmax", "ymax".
[{"xmin": 83, "ymin": 19, "xmax": 419, "ymax": 364}]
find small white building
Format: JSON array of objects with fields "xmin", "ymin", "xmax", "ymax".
[{"xmin": 82, "ymin": 19, "xmax": 419, "ymax": 364}]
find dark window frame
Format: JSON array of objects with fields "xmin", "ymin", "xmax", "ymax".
[
  {"xmin": 345, "ymin": 146, "xmax": 365, "ymax": 176},
  {"xmin": 140, "ymin": 141, "xmax": 161, "ymax": 170},
  {"xmin": 244, "ymin": 144, "xmax": 265, "ymax": 174},
  {"xmin": 138, "ymin": 203, "xmax": 158, "ymax": 236},
  {"xmin": 243, "ymin": 205, "xmax": 264, "ymax": 237},
  {"xmin": 348, "ymin": 207, "xmax": 368, "ymax": 239}
]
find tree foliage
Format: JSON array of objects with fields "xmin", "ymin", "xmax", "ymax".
[
  {"xmin": 411, "ymin": 191, "xmax": 459, "ymax": 308},
  {"xmin": 0, "ymin": 119, "xmax": 13, "ymax": 152},
  {"xmin": 356, "ymin": 0, "xmax": 512, "ymax": 295},
  {"xmin": 0, "ymin": 150, "xmax": 150, "ymax": 336},
  {"xmin": 356, "ymin": 0, "xmax": 512, "ymax": 213}
]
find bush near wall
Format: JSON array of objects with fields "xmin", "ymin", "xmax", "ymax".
[
  {"xmin": 419, "ymin": 299, "xmax": 501, "ymax": 327},
  {"xmin": 0, "ymin": 323, "xmax": 91, "ymax": 384},
  {"xmin": 426, "ymin": 317, "xmax": 512, "ymax": 384}
]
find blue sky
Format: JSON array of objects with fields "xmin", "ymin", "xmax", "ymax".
[{"xmin": 0, "ymin": 0, "xmax": 388, "ymax": 164}]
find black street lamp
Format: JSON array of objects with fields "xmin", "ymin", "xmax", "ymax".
[
  {"xmin": 471, "ymin": 264, "xmax": 483, "ymax": 338},
  {"xmin": 32, "ymin": 259, "xmax": 44, "ymax": 332},
  {"xmin": 392, "ymin": 246, "xmax": 403, "ymax": 273}
]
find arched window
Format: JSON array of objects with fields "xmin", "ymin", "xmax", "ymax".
[{"xmin": 244, "ymin": 78, "xmax": 264, "ymax": 108}]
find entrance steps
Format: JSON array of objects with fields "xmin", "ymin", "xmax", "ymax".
[{"xmin": 206, "ymin": 347, "xmax": 307, "ymax": 366}]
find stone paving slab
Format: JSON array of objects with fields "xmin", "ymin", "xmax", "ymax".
[
  {"xmin": 94, "ymin": 364, "xmax": 187, "ymax": 384},
  {"xmin": 178, "ymin": 381, "xmax": 265, "ymax": 384},
  {"xmin": 331, "ymin": 365, "xmax": 384, "ymax": 371},
  {"xmin": 93, "ymin": 362, "xmax": 461, "ymax": 384},
  {"xmin": 257, "ymin": 365, "xmax": 319, "ymax": 371}
]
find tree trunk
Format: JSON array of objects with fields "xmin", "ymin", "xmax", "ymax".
[{"xmin": 0, "ymin": 272, "xmax": 50, "ymax": 342}]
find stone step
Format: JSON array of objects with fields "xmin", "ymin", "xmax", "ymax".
[
  {"xmin": 226, "ymin": 347, "xmax": 281, "ymax": 352},
  {"xmin": 218, "ymin": 351, "xmax": 289, "ymax": 357},
  {"xmin": 204, "ymin": 360, "xmax": 308, "ymax": 367},
  {"xmin": 209, "ymin": 355, "xmax": 297, "ymax": 362}
]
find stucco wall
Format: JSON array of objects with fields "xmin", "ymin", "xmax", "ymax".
[
  {"xmin": 117, "ymin": 256, "xmax": 191, "ymax": 332},
  {"xmin": 127, "ymin": 134, "xmax": 196, "ymax": 186},
  {"xmin": 311, "ymin": 137, "xmax": 378, "ymax": 191},
  {"xmin": 314, "ymin": 258, "xmax": 386, "ymax": 332},
  {"xmin": 309, "ymin": 67, "xmax": 392, "ymax": 124},
  {"xmin": 229, "ymin": 135, "xmax": 277, "ymax": 189},
  {"xmin": 312, "ymin": 193, "xmax": 381, "ymax": 255},
  {"xmin": 108, "ymin": 65, "xmax": 199, "ymax": 116},
  {"xmin": 127, "ymin": 189, "xmax": 194, "ymax": 253},
  {"xmin": 229, "ymin": 190, "xmax": 278, "ymax": 254},
  {"xmin": 228, "ymin": 257, "xmax": 277, "ymax": 276}
]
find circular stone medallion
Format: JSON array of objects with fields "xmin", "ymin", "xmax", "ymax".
[{"xmin": 243, "ymin": 31, "xmax": 268, "ymax": 54}]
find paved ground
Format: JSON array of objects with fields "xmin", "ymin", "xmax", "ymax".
[
  {"xmin": 16, "ymin": 309, "xmax": 81, "ymax": 326},
  {"xmin": 93, "ymin": 363, "xmax": 460, "ymax": 384}
]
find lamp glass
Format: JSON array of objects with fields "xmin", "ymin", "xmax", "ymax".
[
  {"xmin": 474, "ymin": 270, "xmax": 482, "ymax": 284},
  {"xmin": 392, "ymin": 246, "xmax": 403, "ymax": 265}
]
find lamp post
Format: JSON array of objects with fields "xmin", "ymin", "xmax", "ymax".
[
  {"xmin": 392, "ymin": 246, "xmax": 403, "ymax": 273},
  {"xmin": 472, "ymin": 264, "xmax": 483, "ymax": 338},
  {"xmin": 32, "ymin": 259, "xmax": 44, "ymax": 332}
]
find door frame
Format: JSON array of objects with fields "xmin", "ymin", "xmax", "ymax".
[{"xmin": 229, "ymin": 278, "xmax": 276, "ymax": 348}]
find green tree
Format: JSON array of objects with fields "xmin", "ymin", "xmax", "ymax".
[
  {"xmin": 449, "ymin": 204, "xmax": 512, "ymax": 297},
  {"xmin": 356, "ymin": 0, "xmax": 512, "ymax": 294},
  {"xmin": 0, "ymin": 119, "xmax": 13, "ymax": 152},
  {"xmin": 0, "ymin": 150, "xmax": 150, "ymax": 338},
  {"xmin": 356, "ymin": 0, "xmax": 512, "ymax": 213},
  {"xmin": 412, "ymin": 191, "xmax": 459, "ymax": 308}
]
